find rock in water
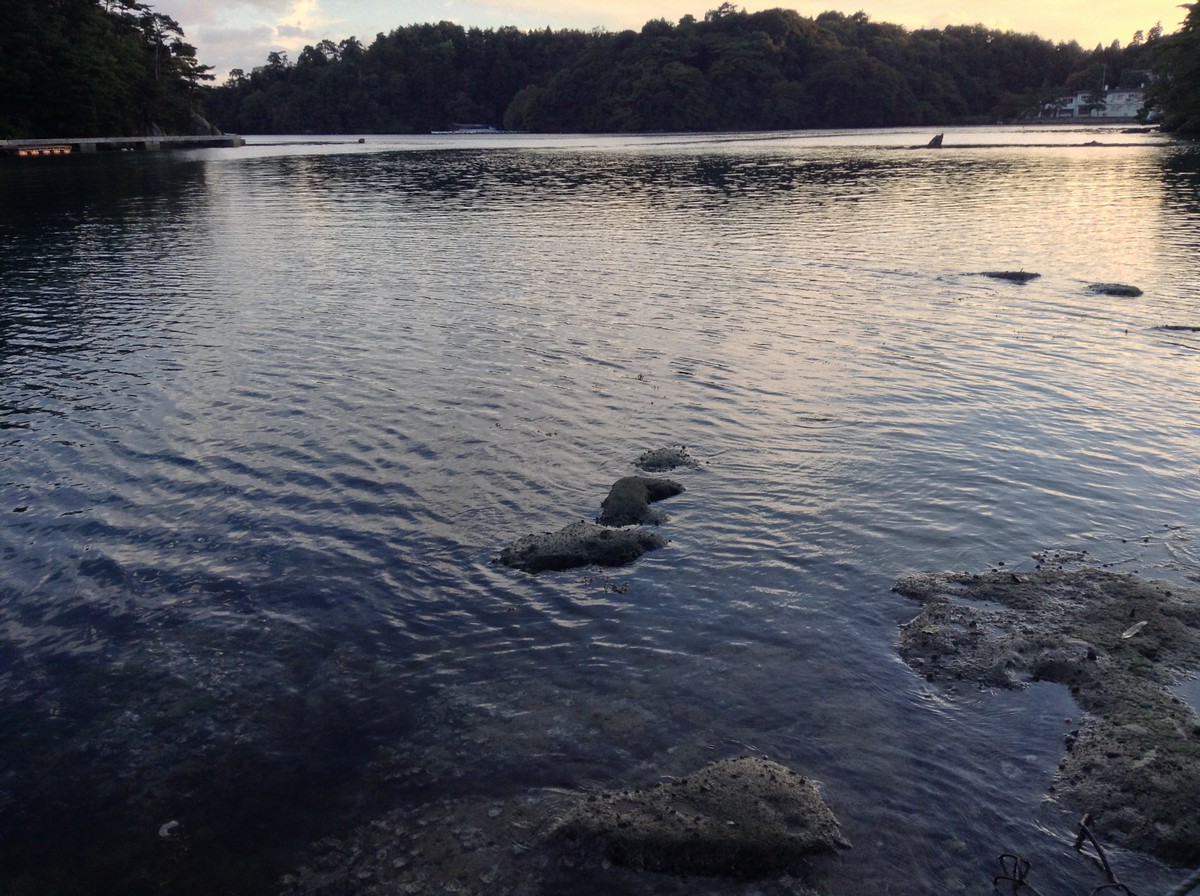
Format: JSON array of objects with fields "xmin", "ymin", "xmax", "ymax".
[
  {"xmin": 1087, "ymin": 282, "xmax": 1143, "ymax": 297},
  {"xmin": 499, "ymin": 520, "xmax": 666, "ymax": 572},
  {"xmin": 553, "ymin": 757, "xmax": 849, "ymax": 877},
  {"xmin": 981, "ymin": 270, "xmax": 1040, "ymax": 283},
  {"xmin": 635, "ymin": 445, "xmax": 700, "ymax": 472},
  {"xmin": 598, "ymin": 476, "xmax": 684, "ymax": 527}
]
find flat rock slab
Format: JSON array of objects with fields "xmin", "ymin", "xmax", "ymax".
[
  {"xmin": 552, "ymin": 757, "xmax": 849, "ymax": 878},
  {"xmin": 635, "ymin": 445, "xmax": 701, "ymax": 472},
  {"xmin": 499, "ymin": 520, "xmax": 666, "ymax": 573},
  {"xmin": 598, "ymin": 476, "xmax": 685, "ymax": 527},
  {"xmin": 1088, "ymin": 282, "xmax": 1143, "ymax": 297},
  {"xmin": 981, "ymin": 270, "xmax": 1040, "ymax": 283},
  {"xmin": 895, "ymin": 568, "xmax": 1200, "ymax": 863}
]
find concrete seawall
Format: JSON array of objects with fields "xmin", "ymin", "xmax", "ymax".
[{"xmin": 2, "ymin": 135, "xmax": 245, "ymax": 156}]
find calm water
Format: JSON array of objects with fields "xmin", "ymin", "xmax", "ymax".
[{"xmin": 2, "ymin": 127, "xmax": 1199, "ymax": 895}]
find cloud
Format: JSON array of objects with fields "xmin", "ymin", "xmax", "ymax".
[
  {"xmin": 186, "ymin": 23, "xmax": 276, "ymax": 76},
  {"xmin": 156, "ymin": 0, "xmax": 332, "ymax": 76}
]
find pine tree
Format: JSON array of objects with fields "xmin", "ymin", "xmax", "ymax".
[{"xmin": 1148, "ymin": 3, "xmax": 1200, "ymax": 133}]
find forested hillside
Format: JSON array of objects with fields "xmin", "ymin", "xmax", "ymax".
[
  {"xmin": 0, "ymin": 0, "xmax": 213, "ymax": 139},
  {"xmin": 2, "ymin": 2, "xmax": 1196, "ymax": 139},
  {"xmin": 202, "ymin": 5, "xmax": 1168, "ymax": 135},
  {"xmin": 1146, "ymin": 2, "xmax": 1200, "ymax": 133}
]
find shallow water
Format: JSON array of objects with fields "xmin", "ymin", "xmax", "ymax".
[{"xmin": 2, "ymin": 127, "xmax": 1199, "ymax": 895}]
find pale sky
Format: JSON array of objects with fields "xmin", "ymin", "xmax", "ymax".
[{"xmin": 159, "ymin": 0, "xmax": 1188, "ymax": 81}]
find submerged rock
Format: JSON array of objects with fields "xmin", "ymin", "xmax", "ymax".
[
  {"xmin": 552, "ymin": 756, "xmax": 849, "ymax": 878},
  {"xmin": 895, "ymin": 568, "xmax": 1200, "ymax": 863},
  {"xmin": 598, "ymin": 476, "xmax": 685, "ymax": 527},
  {"xmin": 981, "ymin": 271, "xmax": 1040, "ymax": 283},
  {"xmin": 635, "ymin": 445, "xmax": 700, "ymax": 473},
  {"xmin": 1088, "ymin": 282, "xmax": 1143, "ymax": 297},
  {"xmin": 499, "ymin": 520, "xmax": 666, "ymax": 573}
]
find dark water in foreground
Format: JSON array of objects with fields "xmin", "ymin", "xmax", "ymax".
[{"xmin": 2, "ymin": 127, "xmax": 1199, "ymax": 895}]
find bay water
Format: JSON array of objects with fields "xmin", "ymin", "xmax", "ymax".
[{"xmin": 2, "ymin": 127, "xmax": 1199, "ymax": 894}]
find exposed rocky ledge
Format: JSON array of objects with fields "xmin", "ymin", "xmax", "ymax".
[
  {"xmin": 278, "ymin": 756, "xmax": 847, "ymax": 895},
  {"xmin": 981, "ymin": 270, "xmax": 1040, "ymax": 282},
  {"xmin": 498, "ymin": 520, "xmax": 667, "ymax": 573},
  {"xmin": 598, "ymin": 476, "xmax": 685, "ymax": 526},
  {"xmin": 551, "ymin": 756, "xmax": 849, "ymax": 878},
  {"xmin": 498, "ymin": 448, "xmax": 694, "ymax": 573},
  {"xmin": 1088, "ymin": 282, "xmax": 1143, "ymax": 297},
  {"xmin": 894, "ymin": 568, "xmax": 1200, "ymax": 863},
  {"xmin": 635, "ymin": 445, "xmax": 701, "ymax": 472}
]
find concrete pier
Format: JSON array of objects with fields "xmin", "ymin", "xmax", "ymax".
[{"xmin": 2, "ymin": 135, "xmax": 245, "ymax": 156}]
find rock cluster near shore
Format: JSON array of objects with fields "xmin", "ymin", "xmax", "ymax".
[
  {"xmin": 895, "ymin": 567, "xmax": 1200, "ymax": 864},
  {"xmin": 551, "ymin": 756, "xmax": 850, "ymax": 877},
  {"xmin": 279, "ymin": 756, "xmax": 848, "ymax": 896},
  {"xmin": 498, "ymin": 446, "xmax": 696, "ymax": 573}
]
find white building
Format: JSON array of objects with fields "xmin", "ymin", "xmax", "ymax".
[{"xmin": 1044, "ymin": 88, "xmax": 1147, "ymax": 119}]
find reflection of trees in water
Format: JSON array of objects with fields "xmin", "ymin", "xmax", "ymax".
[
  {"xmin": 0, "ymin": 156, "xmax": 218, "ymax": 450},
  {"xmin": 291, "ymin": 148, "xmax": 1021, "ymax": 207},
  {"xmin": 1161, "ymin": 149, "xmax": 1200, "ymax": 219},
  {"xmin": 0, "ymin": 155, "xmax": 209, "ymax": 235},
  {"xmin": 1158, "ymin": 150, "xmax": 1200, "ymax": 278}
]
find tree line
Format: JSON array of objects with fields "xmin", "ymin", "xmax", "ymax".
[
  {"xmin": 202, "ymin": 4, "xmax": 1198, "ymax": 136},
  {"xmin": 1149, "ymin": 2, "xmax": 1200, "ymax": 133},
  {"xmin": 1, "ymin": 3, "xmax": 1197, "ymax": 139},
  {"xmin": 0, "ymin": 0, "xmax": 213, "ymax": 139}
]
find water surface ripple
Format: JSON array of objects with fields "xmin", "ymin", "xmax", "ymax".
[{"xmin": 1, "ymin": 129, "xmax": 1199, "ymax": 895}]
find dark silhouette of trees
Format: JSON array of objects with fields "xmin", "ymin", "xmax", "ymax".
[
  {"xmin": 1148, "ymin": 3, "xmax": 1200, "ymax": 133},
  {"xmin": 0, "ymin": 0, "xmax": 212, "ymax": 138},
  {"xmin": 205, "ymin": 8, "xmax": 1184, "ymax": 136},
  {"xmin": 7, "ymin": 2, "xmax": 1190, "ymax": 139}
]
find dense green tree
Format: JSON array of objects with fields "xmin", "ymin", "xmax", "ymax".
[
  {"xmin": 198, "ymin": 5, "xmax": 1193, "ymax": 136},
  {"xmin": 0, "ymin": 0, "xmax": 211, "ymax": 138},
  {"xmin": 1148, "ymin": 3, "xmax": 1200, "ymax": 133}
]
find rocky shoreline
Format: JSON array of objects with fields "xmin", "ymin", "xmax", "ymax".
[
  {"xmin": 279, "ymin": 755, "xmax": 849, "ymax": 896},
  {"xmin": 895, "ymin": 567, "xmax": 1200, "ymax": 863},
  {"xmin": 276, "ymin": 451, "xmax": 1200, "ymax": 891},
  {"xmin": 282, "ymin": 448, "xmax": 853, "ymax": 894},
  {"xmin": 277, "ymin": 559, "xmax": 1200, "ymax": 894}
]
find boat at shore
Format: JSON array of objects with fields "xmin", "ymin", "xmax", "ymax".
[{"xmin": 430, "ymin": 123, "xmax": 504, "ymax": 135}]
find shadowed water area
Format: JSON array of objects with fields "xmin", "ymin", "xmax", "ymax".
[{"xmin": 2, "ymin": 128, "xmax": 1199, "ymax": 894}]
